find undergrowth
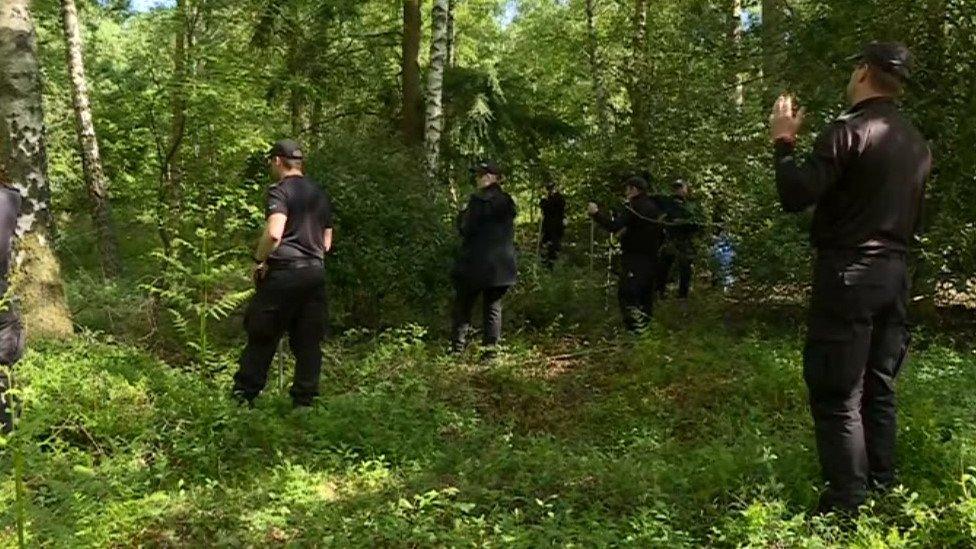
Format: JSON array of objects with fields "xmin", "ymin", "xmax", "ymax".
[{"xmin": 1, "ymin": 299, "xmax": 975, "ymax": 546}]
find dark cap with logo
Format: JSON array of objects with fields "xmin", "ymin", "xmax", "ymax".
[
  {"xmin": 471, "ymin": 160, "xmax": 503, "ymax": 176},
  {"xmin": 849, "ymin": 41, "xmax": 912, "ymax": 82},
  {"xmin": 268, "ymin": 139, "xmax": 305, "ymax": 160}
]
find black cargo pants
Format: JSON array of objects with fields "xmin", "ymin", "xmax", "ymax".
[
  {"xmin": 804, "ymin": 250, "xmax": 910, "ymax": 512},
  {"xmin": 451, "ymin": 283, "xmax": 509, "ymax": 353},
  {"xmin": 233, "ymin": 263, "xmax": 327, "ymax": 406},
  {"xmin": 658, "ymin": 243, "xmax": 693, "ymax": 299},
  {"xmin": 619, "ymin": 253, "xmax": 656, "ymax": 332},
  {"xmin": 540, "ymin": 228, "xmax": 563, "ymax": 269}
]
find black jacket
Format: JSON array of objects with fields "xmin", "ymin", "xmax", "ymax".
[
  {"xmin": 592, "ymin": 193, "xmax": 664, "ymax": 257},
  {"xmin": 540, "ymin": 192, "xmax": 566, "ymax": 239},
  {"xmin": 654, "ymin": 194, "xmax": 699, "ymax": 243},
  {"xmin": 454, "ymin": 184, "xmax": 518, "ymax": 289},
  {"xmin": 774, "ymin": 97, "xmax": 932, "ymax": 252}
]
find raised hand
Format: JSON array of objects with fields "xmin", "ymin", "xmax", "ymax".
[{"xmin": 769, "ymin": 94, "xmax": 806, "ymax": 143}]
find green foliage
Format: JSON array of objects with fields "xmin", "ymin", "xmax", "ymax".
[
  {"xmin": 3, "ymin": 303, "xmax": 976, "ymax": 545},
  {"xmin": 146, "ymin": 225, "xmax": 252, "ymax": 368}
]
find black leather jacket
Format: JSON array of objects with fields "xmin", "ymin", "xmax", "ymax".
[{"xmin": 774, "ymin": 97, "xmax": 932, "ymax": 252}]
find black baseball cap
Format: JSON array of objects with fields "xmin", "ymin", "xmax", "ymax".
[
  {"xmin": 471, "ymin": 160, "xmax": 502, "ymax": 176},
  {"xmin": 624, "ymin": 176, "xmax": 648, "ymax": 192},
  {"xmin": 672, "ymin": 179, "xmax": 688, "ymax": 189},
  {"xmin": 848, "ymin": 42, "xmax": 912, "ymax": 82},
  {"xmin": 267, "ymin": 139, "xmax": 304, "ymax": 160}
]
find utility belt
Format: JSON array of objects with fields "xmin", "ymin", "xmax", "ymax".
[{"xmin": 266, "ymin": 257, "xmax": 324, "ymax": 270}]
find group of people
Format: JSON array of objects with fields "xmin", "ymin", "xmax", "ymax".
[
  {"xmin": 0, "ymin": 40, "xmax": 932, "ymax": 518},
  {"xmin": 231, "ymin": 41, "xmax": 931, "ymax": 516}
]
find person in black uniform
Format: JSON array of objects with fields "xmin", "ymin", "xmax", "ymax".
[
  {"xmin": 539, "ymin": 181, "xmax": 566, "ymax": 268},
  {"xmin": 770, "ymin": 42, "xmax": 931, "ymax": 514},
  {"xmin": 0, "ymin": 168, "xmax": 25, "ymax": 434},
  {"xmin": 656, "ymin": 179, "xmax": 699, "ymax": 299},
  {"xmin": 451, "ymin": 161, "xmax": 518, "ymax": 355},
  {"xmin": 233, "ymin": 139, "xmax": 334, "ymax": 408},
  {"xmin": 587, "ymin": 176, "xmax": 664, "ymax": 332}
]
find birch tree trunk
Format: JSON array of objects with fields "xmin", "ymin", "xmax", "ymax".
[
  {"xmin": 0, "ymin": 0, "xmax": 74, "ymax": 339},
  {"xmin": 424, "ymin": 0, "xmax": 450, "ymax": 180},
  {"xmin": 446, "ymin": 0, "xmax": 455, "ymax": 69},
  {"xmin": 400, "ymin": 0, "xmax": 424, "ymax": 146},
  {"xmin": 60, "ymin": 0, "xmax": 121, "ymax": 278},
  {"xmin": 629, "ymin": 0, "xmax": 650, "ymax": 159},
  {"xmin": 732, "ymin": 0, "xmax": 746, "ymax": 108},
  {"xmin": 585, "ymin": 0, "xmax": 610, "ymax": 136}
]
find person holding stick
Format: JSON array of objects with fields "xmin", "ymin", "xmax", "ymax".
[{"xmin": 587, "ymin": 176, "xmax": 664, "ymax": 332}]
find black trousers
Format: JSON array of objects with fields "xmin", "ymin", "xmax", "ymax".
[
  {"xmin": 233, "ymin": 265, "xmax": 327, "ymax": 406},
  {"xmin": 452, "ymin": 284, "xmax": 509, "ymax": 352},
  {"xmin": 657, "ymin": 247, "xmax": 693, "ymax": 299},
  {"xmin": 0, "ymin": 298, "xmax": 25, "ymax": 435},
  {"xmin": 541, "ymin": 232, "xmax": 562, "ymax": 268},
  {"xmin": 619, "ymin": 253, "xmax": 655, "ymax": 332},
  {"xmin": 804, "ymin": 250, "xmax": 909, "ymax": 511}
]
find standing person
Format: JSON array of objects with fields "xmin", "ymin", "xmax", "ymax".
[
  {"xmin": 587, "ymin": 176, "xmax": 664, "ymax": 332},
  {"xmin": 232, "ymin": 139, "xmax": 334, "ymax": 408},
  {"xmin": 0, "ymin": 167, "xmax": 25, "ymax": 434},
  {"xmin": 539, "ymin": 181, "xmax": 566, "ymax": 268},
  {"xmin": 451, "ymin": 161, "xmax": 517, "ymax": 356},
  {"xmin": 770, "ymin": 42, "xmax": 931, "ymax": 514},
  {"xmin": 656, "ymin": 179, "xmax": 700, "ymax": 299}
]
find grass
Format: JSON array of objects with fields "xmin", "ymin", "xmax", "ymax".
[{"xmin": 1, "ymin": 296, "xmax": 975, "ymax": 546}]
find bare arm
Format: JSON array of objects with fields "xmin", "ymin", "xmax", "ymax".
[
  {"xmin": 254, "ymin": 213, "xmax": 287, "ymax": 262},
  {"xmin": 323, "ymin": 228, "xmax": 333, "ymax": 253}
]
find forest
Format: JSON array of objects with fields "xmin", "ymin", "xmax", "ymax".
[{"xmin": 2, "ymin": 0, "xmax": 976, "ymax": 545}]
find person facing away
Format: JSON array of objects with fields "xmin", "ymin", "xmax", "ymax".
[
  {"xmin": 769, "ymin": 42, "xmax": 932, "ymax": 514},
  {"xmin": 451, "ymin": 160, "xmax": 517, "ymax": 356},
  {"xmin": 587, "ymin": 176, "xmax": 664, "ymax": 332},
  {"xmin": 655, "ymin": 179, "xmax": 700, "ymax": 299},
  {"xmin": 233, "ymin": 139, "xmax": 334, "ymax": 408},
  {"xmin": 539, "ymin": 181, "xmax": 566, "ymax": 268},
  {"xmin": 0, "ymin": 168, "xmax": 25, "ymax": 435}
]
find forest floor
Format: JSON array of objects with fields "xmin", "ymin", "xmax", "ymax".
[{"xmin": 2, "ymin": 297, "xmax": 976, "ymax": 547}]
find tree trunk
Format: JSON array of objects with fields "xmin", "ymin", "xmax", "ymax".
[
  {"xmin": 446, "ymin": 0, "xmax": 455, "ymax": 69},
  {"xmin": 424, "ymin": 0, "xmax": 450, "ymax": 180},
  {"xmin": 761, "ymin": 0, "xmax": 785, "ymax": 101},
  {"xmin": 158, "ymin": 0, "xmax": 188, "ymax": 254},
  {"xmin": 60, "ymin": 0, "xmax": 122, "ymax": 279},
  {"xmin": 585, "ymin": 0, "xmax": 610, "ymax": 136},
  {"xmin": 0, "ymin": 0, "xmax": 74, "ymax": 339},
  {"xmin": 400, "ymin": 0, "xmax": 424, "ymax": 146},
  {"xmin": 732, "ymin": 0, "xmax": 746, "ymax": 108},
  {"xmin": 629, "ymin": 0, "xmax": 650, "ymax": 160}
]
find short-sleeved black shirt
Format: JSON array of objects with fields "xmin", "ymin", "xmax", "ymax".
[{"xmin": 266, "ymin": 175, "xmax": 333, "ymax": 261}]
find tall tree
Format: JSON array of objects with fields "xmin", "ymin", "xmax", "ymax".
[
  {"xmin": 0, "ymin": 0, "xmax": 74, "ymax": 339},
  {"xmin": 446, "ymin": 0, "xmax": 456, "ymax": 69},
  {"xmin": 424, "ymin": 0, "xmax": 450, "ymax": 179},
  {"xmin": 761, "ymin": 0, "xmax": 786, "ymax": 100},
  {"xmin": 732, "ymin": 0, "xmax": 746, "ymax": 108},
  {"xmin": 629, "ymin": 0, "xmax": 650, "ymax": 159},
  {"xmin": 156, "ymin": 0, "xmax": 189, "ymax": 253},
  {"xmin": 584, "ymin": 0, "xmax": 610, "ymax": 136},
  {"xmin": 60, "ymin": 0, "xmax": 122, "ymax": 278},
  {"xmin": 400, "ymin": 0, "xmax": 424, "ymax": 146}
]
